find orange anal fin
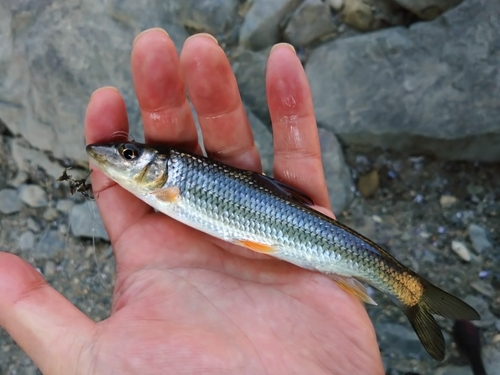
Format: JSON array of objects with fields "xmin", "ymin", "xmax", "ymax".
[
  {"xmin": 330, "ymin": 275, "xmax": 377, "ymax": 306},
  {"xmin": 235, "ymin": 240, "xmax": 276, "ymax": 254},
  {"xmin": 150, "ymin": 186, "xmax": 180, "ymax": 203}
]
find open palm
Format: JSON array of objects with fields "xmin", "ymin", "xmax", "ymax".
[{"xmin": 0, "ymin": 29, "xmax": 384, "ymax": 375}]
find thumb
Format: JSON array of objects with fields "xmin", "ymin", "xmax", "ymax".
[{"xmin": 0, "ymin": 252, "xmax": 96, "ymax": 374}]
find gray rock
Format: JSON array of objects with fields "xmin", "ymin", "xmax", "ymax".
[
  {"xmin": 306, "ymin": 0, "xmax": 500, "ymax": 162},
  {"xmin": 177, "ymin": 0, "xmax": 240, "ymax": 34},
  {"xmin": 393, "ymin": 0, "xmax": 462, "ymax": 20},
  {"xmin": 69, "ymin": 201, "xmax": 109, "ymax": 241},
  {"xmin": 43, "ymin": 207, "xmax": 59, "ymax": 222},
  {"xmin": 470, "ymin": 280, "xmax": 495, "ymax": 298},
  {"xmin": 10, "ymin": 138, "xmax": 62, "ymax": 180},
  {"xmin": 463, "ymin": 295, "xmax": 496, "ymax": 328},
  {"xmin": 8, "ymin": 171, "xmax": 28, "ymax": 188},
  {"xmin": 26, "ymin": 217, "xmax": 41, "ymax": 232},
  {"xmin": 283, "ymin": 0, "xmax": 336, "ymax": 46},
  {"xmin": 56, "ymin": 199, "xmax": 75, "ymax": 214},
  {"xmin": 434, "ymin": 366, "xmax": 472, "ymax": 375},
  {"xmin": 18, "ymin": 184, "xmax": 48, "ymax": 208},
  {"xmin": 468, "ymin": 223, "xmax": 493, "ymax": 253},
  {"xmin": 18, "ymin": 231, "xmax": 36, "ymax": 251},
  {"xmin": 484, "ymin": 345, "xmax": 500, "ymax": 375},
  {"xmin": 43, "ymin": 260, "xmax": 57, "ymax": 277},
  {"xmin": 342, "ymin": 0, "xmax": 373, "ymax": 31},
  {"xmin": 0, "ymin": 1, "xmax": 188, "ymax": 163},
  {"xmin": 247, "ymin": 108, "xmax": 274, "ymax": 175},
  {"xmin": 0, "ymin": 188, "xmax": 21, "ymax": 214},
  {"xmin": 232, "ymin": 49, "xmax": 269, "ymax": 123},
  {"xmin": 376, "ymin": 322, "xmax": 429, "ymax": 358},
  {"xmin": 34, "ymin": 230, "xmax": 66, "ymax": 260},
  {"xmin": 318, "ymin": 128, "xmax": 354, "ymax": 213},
  {"xmin": 239, "ymin": 0, "xmax": 303, "ymax": 50}
]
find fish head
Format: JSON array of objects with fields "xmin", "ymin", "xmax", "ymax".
[{"xmin": 86, "ymin": 142, "xmax": 169, "ymax": 195}]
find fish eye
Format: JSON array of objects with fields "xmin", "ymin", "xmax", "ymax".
[{"xmin": 119, "ymin": 143, "xmax": 140, "ymax": 160}]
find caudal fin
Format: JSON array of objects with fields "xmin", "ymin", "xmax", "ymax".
[{"xmin": 401, "ymin": 278, "xmax": 480, "ymax": 361}]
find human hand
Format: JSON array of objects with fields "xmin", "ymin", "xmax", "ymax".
[{"xmin": 0, "ymin": 29, "xmax": 384, "ymax": 375}]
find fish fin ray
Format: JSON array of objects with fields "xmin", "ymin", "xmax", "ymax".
[
  {"xmin": 150, "ymin": 187, "xmax": 180, "ymax": 203},
  {"xmin": 251, "ymin": 173, "xmax": 314, "ymax": 206},
  {"xmin": 235, "ymin": 240, "xmax": 276, "ymax": 254},
  {"xmin": 329, "ymin": 275, "xmax": 377, "ymax": 306}
]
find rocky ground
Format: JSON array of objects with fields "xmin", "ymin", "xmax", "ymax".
[{"xmin": 1, "ymin": 0, "xmax": 500, "ymax": 374}]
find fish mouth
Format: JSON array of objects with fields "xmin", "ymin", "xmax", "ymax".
[{"xmin": 86, "ymin": 143, "xmax": 118, "ymax": 166}]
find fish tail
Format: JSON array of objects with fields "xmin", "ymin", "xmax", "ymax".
[{"xmin": 401, "ymin": 278, "xmax": 480, "ymax": 361}]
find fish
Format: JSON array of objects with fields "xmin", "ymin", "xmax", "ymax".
[{"xmin": 86, "ymin": 141, "xmax": 480, "ymax": 360}]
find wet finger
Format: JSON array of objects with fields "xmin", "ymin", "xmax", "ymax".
[
  {"xmin": 131, "ymin": 28, "xmax": 199, "ymax": 151},
  {"xmin": 180, "ymin": 34, "xmax": 261, "ymax": 172},
  {"xmin": 267, "ymin": 44, "xmax": 331, "ymax": 209}
]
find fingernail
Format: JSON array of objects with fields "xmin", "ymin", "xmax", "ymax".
[
  {"xmin": 185, "ymin": 33, "xmax": 219, "ymax": 45},
  {"xmin": 90, "ymin": 86, "xmax": 118, "ymax": 100},
  {"xmin": 270, "ymin": 43, "xmax": 296, "ymax": 54},
  {"xmin": 133, "ymin": 28, "xmax": 170, "ymax": 47}
]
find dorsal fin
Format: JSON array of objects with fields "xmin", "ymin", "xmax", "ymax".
[{"xmin": 251, "ymin": 173, "xmax": 314, "ymax": 206}]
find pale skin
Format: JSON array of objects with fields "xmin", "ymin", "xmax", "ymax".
[{"xmin": 0, "ymin": 29, "xmax": 384, "ymax": 374}]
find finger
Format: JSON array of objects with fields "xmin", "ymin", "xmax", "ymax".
[
  {"xmin": 84, "ymin": 87, "xmax": 153, "ymax": 243},
  {"xmin": 0, "ymin": 253, "xmax": 95, "ymax": 374},
  {"xmin": 267, "ymin": 44, "xmax": 331, "ymax": 209},
  {"xmin": 180, "ymin": 34, "xmax": 261, "ymax": 172},
  {"xmin": 132, "ymin": 28, "xmax": 199, "ymax": 151}
]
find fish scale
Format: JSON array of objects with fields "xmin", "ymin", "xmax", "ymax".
[{"xmin": 87, "ymin": 141, "xmax": 480, "ymax": 360}]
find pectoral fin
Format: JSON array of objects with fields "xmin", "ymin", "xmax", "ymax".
[
  {"xmin": 150, "ymin": 186, "xmax": 180, "ymax": 203},
  {"xmin": 235, "ymin": 240, "xmax": 276, "ymax": 254},
  {"xmin": 329, "ymin": 275, "xmax": 377, "ymax": 306}
]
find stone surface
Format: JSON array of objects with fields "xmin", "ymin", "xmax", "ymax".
[
  {"xmin": 232, "ymin": 49, "xmax": 269, "ymax": 123},
  {"xmin": 318, "ymin": 128, "xmax": 354, "ymax": 213},
  {"xmin": 69, "ymin": 201, "xmax": 109, "ymax": 241},
  {"xmin": 284, "ymin": 0, "xmax": 336, "ymax": 46},
  {"xmin": 56, "ymin": 199, "xmax": 75, "ymax": 214},
  {"xmin": 358, "ymin": 169, "xmax": 379, "ymax": 198},
  {"xmin": 176, "ymin": 0, "xmax": 240, "ymax": 34},
  {"xmin": 483, "ymin": 345, "xmax": 500, "ymax": 375},
  {"xmin": 394, "ymin": 0, "xmax": 462, "ymax": 20},
  {"xmin": 434, "ymin": 366, "xmax": 472, "ymax": 375},
  {"xmin": 468, "ymin": 223, "xmax": 492, "ymax": 253},
  {"xmin": 463, "ymin": 295, "xmax": 496, "ymax": 328},
  {"xmin": 10, "ymin": 138, "xmax": 62, "ymax": 180},
  {"xmin": 239, "ymin": 0, "xmax": 303, "ymax": 50},
  {"xmin": 0, "ymin": 1, "xmax": 188, "ymax": 163},
  {"xmin": 470, "ymin": 280, "xmax": 495, "ymax": 298},
  {"xmin": 306, "ymin": 0, "xmax": 500, "ymax": 161},
  {"xmin": 18, "ymin": 231, "xmax": 35, "ymax": 251},
  {"xmin": 342, "ymin": 0, "xmax": 373, "ymax": 30},
  {"xmin": 33, "ymin": 230, "xmax": 66, "ymax": 260},
  {"xmin": 18, "ymin": 184, "xmax": 48, "ymax": 208},
  {"xmin": 376, "ymin": 322, "xmax": 429, "ymax": 359},
  {"xmin": 451, "ymin": 240, "xmax": 471, "ymax": 262},
  {"xmin": 0, "ymin": 189, "xmax": 21, "ymax": 214}
]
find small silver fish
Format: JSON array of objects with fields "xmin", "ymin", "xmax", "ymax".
[{"xmin": 87, "ymin": 141, "xmax": 480, "ymax": 360}]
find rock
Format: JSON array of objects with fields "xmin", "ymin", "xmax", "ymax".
[
  {"xmin": 34, "ymin": 230, "xmax": 66, "ymax": 260},
  {"xmin": 319, "ymin": 128, "xmax": 354, "ymax": 213},
  {"xmin": 43, "ymin": 207, "xmax": 59, "ymax": 221},
  {"xmin": 0, "ymin": 1, "xmax": 188, "ymax": 163},
  {"xmin": 306, "ymin": 0, "xmax": 500, "ymax": 162},
  {"xmin": 358, "ymin": 169, "xmax": 379, "ymax": 198},
  {"xmin": 18, "ymin": 231, "xmax": 35, "ymax": 251},
  {"xmin": 439, "ymin": 194, "xmax": 457, "ymax": 208},
  {"xmin": 9, "ymin": 138, "xmax": 62, "ymax": 180},
  {"xmin": 176, "ymin": 0, "xmax": 239, "ymax": 34},
  {"xmin": 56, "ymin": 199, "xmax": 75, "ymax": 214},
  {"xmin": 8, "ymin": 170, "xmax": 28, "ymax": 188},
  {"xmin": 451, "ymin": 240, "xmax": 471, "ymax": 262},
  {"xmin": 0, "ymin": 188, "xmax": 21, "ymax": 214},
  {"xmin": 26, "ymin": 217, "xmax": 41, "ymax": 232},
  {"xmin": 232, "ymin": 49, "xmax": 269, "ymax": 123},
  {"xmin": 43, "ymin": 260, "xmax": 57, "ymax": 277},
  {"xmin": 18, "ymin": 184, "xmax": 48, "ymax": 208},
  {"xmin": 239, "ymin": 0, "xmax": 303, "ymax": 50},
  {"xmin": 247, "ymin": 108, "xmax": 274, "ymax": 175},
  {"xmin": 434, "ymin": 366, "xmax": 472, "ymax": 375},
  {"xmin": 283, "ymin": 0, "xmax": 336, "ymax": 46},
  {"xmin": 69, "ymin": 201, "xmax": 109, "ymax": 241},
  {"xmin": 393, "ymin": 0, "xmax": 462, "ymax": 20},
  {"xmin": 342, "ymin": 0, "xmax": 373, "ymax": 31},
  {"xmin": 483, "ymin": 345, "xmax": 500, "ymax": 375},
  {"xmin": 376, "ymin": 322, "xmax": 429, "ymax": 358},
  {"xmin": 468, "ymin": 224, "xmax": 492, "ymax": 253},
  {"xmin": 470, "ymin": 280, "xmax": 495, "ymax": 298},
  {"xmin": 327, "ymin": 0, "xmax": 344, "ymax": 11},
  {"xmin": 463, "ymin": 295, "xmax": 496, "ymax": 328}
]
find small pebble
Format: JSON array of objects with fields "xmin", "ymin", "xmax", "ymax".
[
  {"xmin": 43, "ymin": 207, "xmax": 59, "ymax": 221},
  {"xmin": 470, "ymin": 280, "xmax": 495, "ymax": 298},
  {"xmin": 463, "ymin": 295, "xmax": 496, "ymax": 328},
  {"xmin": 371, "ymin": 215, "xmax": 382, "ymax": 223},
  {"xmin": 27, "ymin": 217, "xmax": 41, "ymax": 232},
  {"xmin": 492, "ymin": 334, "xmax": 500, "ymax": 344},
  {"xmin": 468, "ymin": 223, "xmax": 492, "ymax": 253},
  {"xmin": 18, "ymin": 231, "xmax": 36, "ymax": 251},
  {"xmin": 0, "ymin": 189, "xmax": 21, "ymax": 214},
  {"xmin": 56, "ymin": 199, "xmax": 74, "ymax": 213},
  {"xmin": 43, "ymin": 260, "xmax": 57, "ymax": 277},
  {"xmin": 18, "ymin": 184, "xmax": 48, "ymax": 208},
  {"xmin": 451, "ymin": 240, "xmax": 471, "ymax": 262},
  {"xmin": 358, "ymin": 169, "xmax": 379, "ymax": 198},
  {"xmin": 8, "ymin": 171, "xmax": 28, "ymax": 188},
  {"xmin": 439, "ymin": 194, "xmax": 458, "ymax": 208}
]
